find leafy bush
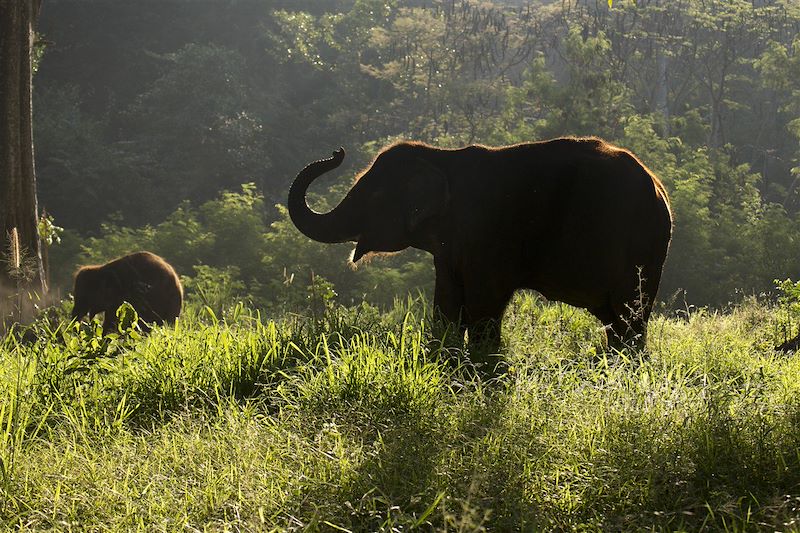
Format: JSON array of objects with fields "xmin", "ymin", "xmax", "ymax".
[{"xmin": 50, "ymin": 184, "xmax": 434, "ymax": 316}]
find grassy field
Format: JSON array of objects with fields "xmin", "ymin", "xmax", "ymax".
[{"xmin": 2, "ymin": 294, "xmax": 800, "ymax": 531}]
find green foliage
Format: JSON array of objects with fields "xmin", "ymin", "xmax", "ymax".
[
  {"xmin": 50, "ymin": 184, "xmax": 433, "ymax": 317},
  {"xmin": 34, "ymin": 84, "xmax": 152, "ymax": 232},
  {"xmin": 36, "ymin": 213, "xmax": 63, "ymax": 247},
  {"xmin": 756, "ymin": 36, "xmax": 800, "ymax": 179},
  {"xmin": 182, "ymin": 265, "xmax": 246, "ymax": 320},
  {"xmin": 774, "ymin": 277, "xmax": 800, "ymax": 341},
  {"xmin": 127, "ymin": 44, "xmax": 269, "ymax": 208},
  {"xmin": 613, "ymin": 114, "xmax": 800, "ymax": 304},
  {"xmin": 776, "ymin": 278, "xmax": 800, "ymax": 313}
]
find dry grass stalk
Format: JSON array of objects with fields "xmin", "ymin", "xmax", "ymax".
[{"xmin": 8, "ymin": 228, "xmax": 20, "ymax": 272}]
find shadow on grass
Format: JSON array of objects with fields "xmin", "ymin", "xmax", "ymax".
[
  {"xmin": 559, "ymin": 370, "xmax": 800, "ymax": 530},
  {"xmin": 294, "ymin": 366, "xmax": 559, "ymax": 531}
]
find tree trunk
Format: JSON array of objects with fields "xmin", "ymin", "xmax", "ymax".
[{"xmin": 0, "ymin": 0, "xmax": 46, "ymax": 325}]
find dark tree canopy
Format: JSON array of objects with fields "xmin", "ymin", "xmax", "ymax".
[{"xmin": 32, "ymin": 0, "xmax": 800, "ymax": 308}]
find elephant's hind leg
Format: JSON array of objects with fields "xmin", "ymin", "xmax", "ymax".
[
  {"xmin": 614, "ymin": 263, "xmax": 663, "ymax": 351},
  {"xmin": 102, "ymin": 310, "xmax": 118, "ymax": 335},
  {"xmin": 590, "ymin": 294, "xmax": 650, "ymax": 352},
  {"xmin": 589, "ymin": 303, "xmax": 619, "ymax": 351},
  {"xmin": 463, "ymin": 288, "xmax": 512, "ymax": 358}
]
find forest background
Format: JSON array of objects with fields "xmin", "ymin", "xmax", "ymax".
[{"xmin": 35, "ymin": 0, "xmax": 800, "ymax": 314}]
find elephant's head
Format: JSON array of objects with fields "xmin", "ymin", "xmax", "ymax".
[
  {"xmin": 71, "ymin": 266, "xmax": 120, "ymax": 320},
  {"xmin": 288, "ymin": 143, "xmax": 449, "ymax": 262}
]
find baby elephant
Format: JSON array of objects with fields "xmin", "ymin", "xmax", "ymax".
[{"xmin": 71, "ymin": 251, "xmax": 183, "ymax": 333}]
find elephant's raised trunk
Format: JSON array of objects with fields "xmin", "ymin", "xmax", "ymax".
[{"xmin": 288, "ymin": 148, "xmax": 360, "ymax": 244}]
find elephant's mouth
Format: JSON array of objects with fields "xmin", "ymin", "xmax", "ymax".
[
  {"xmin": 352, "ymin": 239, "xmax": 370, "ymax": 264},
  {"xmin": 351, "ymin": 236, "xmax": 407, "ymax": 264}
]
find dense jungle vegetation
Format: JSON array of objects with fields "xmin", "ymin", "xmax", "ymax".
[
  {"xmin": 34, "ymin": 0, "xmax": 800, "ymax": 310},
  {"xmin": 4, "ymin": 0, "xmax": 800, "ymax": 530}
]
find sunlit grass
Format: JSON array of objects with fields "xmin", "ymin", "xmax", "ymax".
[{"xmin": 1, "ymin": 294, "xmax": 800, "ymax": 530}]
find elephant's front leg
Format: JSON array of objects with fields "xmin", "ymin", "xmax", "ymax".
[
  {"xmin": 432, "ymin": 257, "xmax": 466, "ymax": 344},
  {"xmin": 102, "ymin": 307, "xmax": 119, "ymax": 335},
  {"xmin": 462, "ymin": 281, "xmax": 513, "ymax": 357}
]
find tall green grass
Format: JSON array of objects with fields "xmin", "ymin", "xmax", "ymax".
[{"xmin": 1, "ymin": 294, "xmax": 799, "ymax": 531}]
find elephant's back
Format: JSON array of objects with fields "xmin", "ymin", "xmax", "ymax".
[
  {"xmin": 111, "ymin": 252, "xmax": 181, "ymax": 295},
  {"xmin": 456, "ymin": 139, "xmax": 670, "ymax": 283},
  {"xmin": 112, "ymin": 252, "xmax": 183, "ymax": 321},
  {"xmin": 440, "ymin": 137, "xmax": 671, "ymax": 250}
]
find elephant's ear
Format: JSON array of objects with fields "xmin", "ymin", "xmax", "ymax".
[{"xmin": 405, "ymin": 157, "xmax": 450, "ymax": 233}]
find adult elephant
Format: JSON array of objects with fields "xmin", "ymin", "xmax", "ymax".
[{"xmin": 288, "ymin": 138, "xmax": 672, "ymax": 351}]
